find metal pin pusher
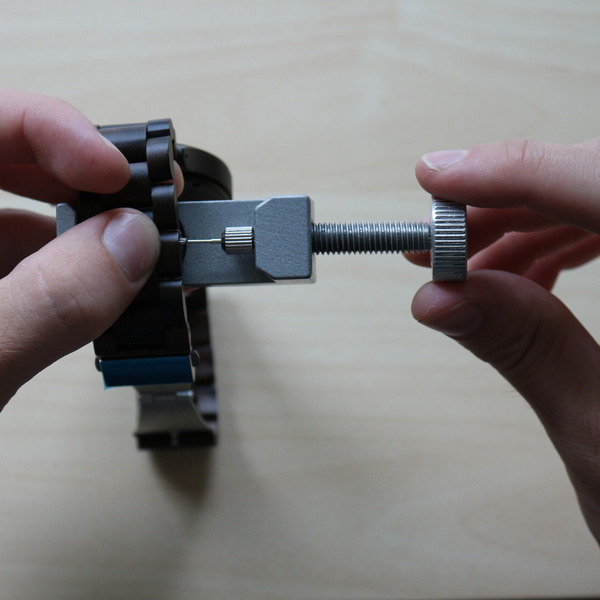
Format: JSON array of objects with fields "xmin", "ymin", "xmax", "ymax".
[{"xmin": 176, "ymin": 196, "xmax": 467, "ymax": 285}]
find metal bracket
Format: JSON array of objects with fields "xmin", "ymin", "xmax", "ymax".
[{"xmin": 179, "ymin": 196, "xmax": 315, "ymax": 286}]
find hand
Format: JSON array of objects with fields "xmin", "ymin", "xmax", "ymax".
[
  {"xmin": 410, "ymin": 138, "xmax": 600, "ymax": 543},
  {"xmin": 0, "ymin": 89, "xmax": 163, "ymax": 408}
]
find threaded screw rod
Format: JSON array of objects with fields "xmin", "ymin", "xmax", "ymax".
[
  {"xmin": 312, "ymin": 198, "xmax": 467, "ymax": 282},
  {"xmin": 312, "ymin": 221, "xmax": 430, "ymax": 255}
]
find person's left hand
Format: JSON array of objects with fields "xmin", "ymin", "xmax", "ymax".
[{"xmin": 0, "ymin": 89, "xmax": 164, "ymax": 408}]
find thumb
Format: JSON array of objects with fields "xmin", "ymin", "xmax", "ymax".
[
  {"xmin": 412, "ymin": 271, "xmax": 600, "ymax": 524},
  {"xmin": 0, "ymin": 209, "xmax": 160, "ymax": 406}
]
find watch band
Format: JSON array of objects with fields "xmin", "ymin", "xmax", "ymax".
[
  {"xmin": 85, "ymin": 120, "xmax": 192, "ymax": 386},
  {"xmin": 58, "ymin": 119, "xmax": 232, "ymax": 449}
]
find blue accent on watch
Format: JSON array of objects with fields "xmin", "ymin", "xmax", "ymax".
[{"xmin": 99, "ymin": 356, "xmax": 194, "ymax": 387}]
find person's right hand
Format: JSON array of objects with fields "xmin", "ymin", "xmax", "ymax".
[
  {"xmin": 409, "ymin": 138, "xmax": 600, "ymax": 543},
  {"xmin": 0, "ymin": 89, "xmax": 162, "ymax": 409}
]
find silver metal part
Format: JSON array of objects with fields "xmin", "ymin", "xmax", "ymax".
[
  {"xmin": 309, "ymin": 198, "xmax": 467, "ymax": 281},
  {"xmin": 56, "ymin": 203, "xmax": 77, "ymax": 236},
  {"xmin": 254, "ymin": 195, "xmax": 314, "ymax": 281},
  {"xmin": 179, "ymin": 195, "xmax": 315, "ymax": 286},
  {"xmin": 185, "ymin": 237, "xmax": 222, "ymax": 245},
  {"xmin": 430, "ymin": 198, "xmax": 467, "ymax": 281},
  {"xmin": 222, "ymin": 226, "xmax": 254, "ymax": 254},
  {"xmin": 312, "ymin": 221, "xmax": 430, "ymax": 254},
  {"xmin": 135, "ymin": 385, "xmax": 217, "ymax": 448}
]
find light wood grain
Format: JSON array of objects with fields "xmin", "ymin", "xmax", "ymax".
[{"xmin": 0, "ymin": 1, "xmax": 599, "ymax": 598}]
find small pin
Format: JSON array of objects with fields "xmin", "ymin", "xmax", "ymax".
[
  {"xmin": 180, "ymin": 226, "xmax": 255, "ymax": 255},
  {"xmin": 188, "ymin": 238, "xmax": 222, "ymax": 244},
  {"xmin": 180, "ymin": 237, "xmax": 222, "ymax": 245}
]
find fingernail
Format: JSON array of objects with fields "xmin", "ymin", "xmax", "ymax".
[
  {"xmin": 422, "ymin": 149, "xmax": 468, "ymax": 171},
  {"xmin": 418, "ymin": 300, "xmax": 483, "ymax": 338},
  {"xmin": 102, "ymin": 211, "xmax": 160, "ymax": 282},
  {"xmin": 100, "ymin": 134, "xmax": 125, "ymax": 156}
]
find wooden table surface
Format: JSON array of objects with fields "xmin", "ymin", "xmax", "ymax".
[{"xmin": 0, "ymin": 1, "xmax": 599, "ymax": 598}]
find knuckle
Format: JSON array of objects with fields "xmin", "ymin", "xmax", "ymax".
[
  {"xmin": 479, "ymin": 314, "xmax": 545, "ymax": 378},
  {"xmin": 503, "ymin": 138, "xmax": 548, "ymax": 177},
  {"xmin": 461, "ymin": 300, "xmax": 564, "ymax": 395}
]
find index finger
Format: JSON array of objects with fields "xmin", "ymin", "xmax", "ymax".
[
  {"xmin": 415, "ymin": 139, "xmax": 600, "ymax": 235},
  {"xmin": 0, "ymin": 88, "xmax": 130, "ymax": 194}
]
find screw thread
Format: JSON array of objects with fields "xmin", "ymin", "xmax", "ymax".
[{"xmin": 312, "ymin": 221, "xmax": 430, "ymax": 255}]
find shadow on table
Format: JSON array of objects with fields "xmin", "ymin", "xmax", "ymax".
[{"xmin": 150, "ymin": 446, "xmax": 214, "ymax": 501}]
